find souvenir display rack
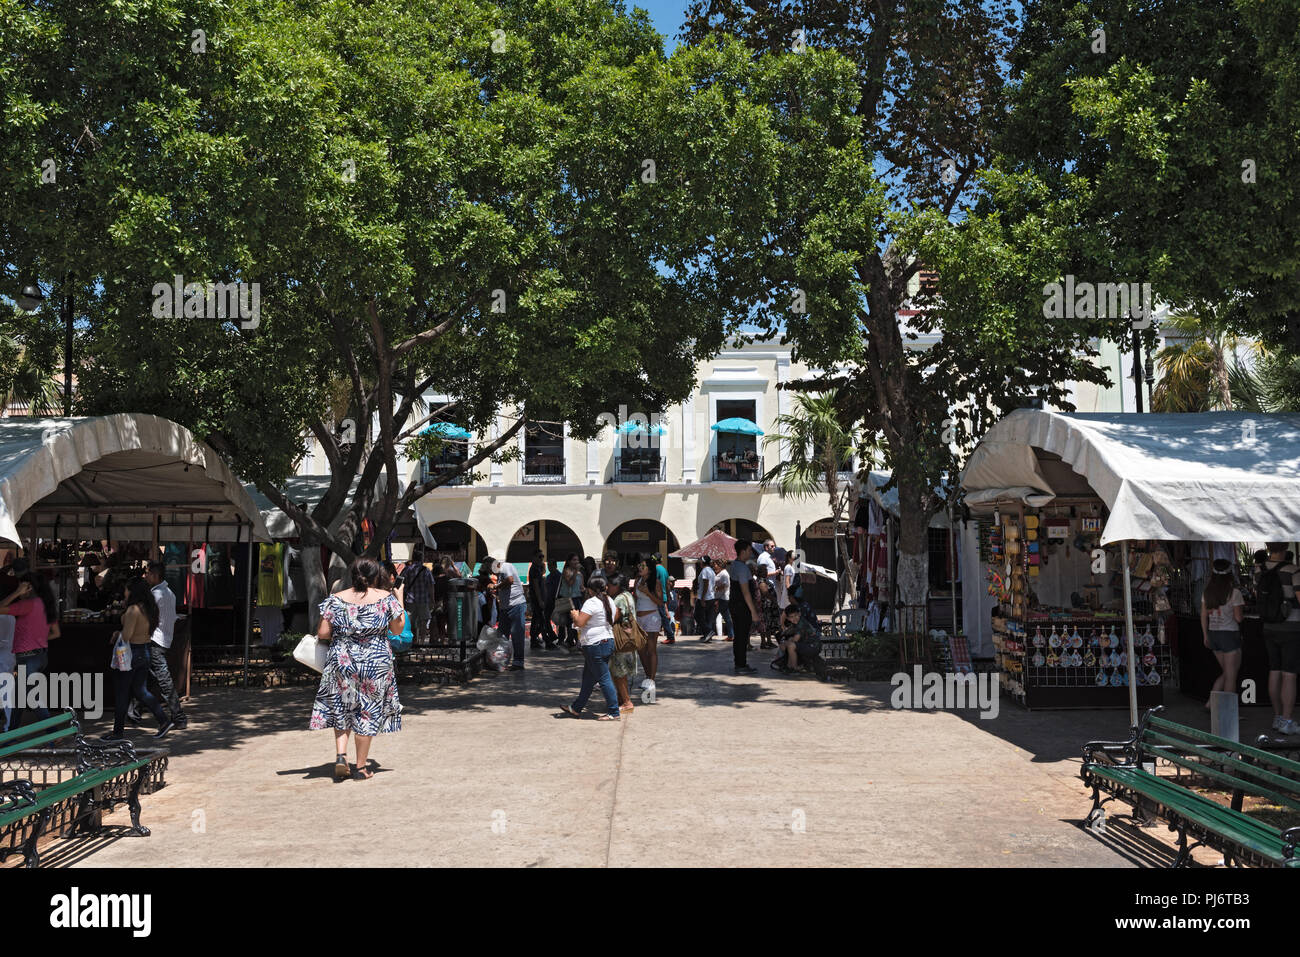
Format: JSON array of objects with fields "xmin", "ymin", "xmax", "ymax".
[{"xmin": 986, "ymin": 501, "xmax": 1170, "ymax": 710}]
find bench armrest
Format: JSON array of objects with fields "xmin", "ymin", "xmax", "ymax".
[
  {"xmin": 1082, "ymin": 738, "xmax": 1139, "ymax": 767},
  {"xmin": 74, "ymin": 736, "xmax": 141, "ymax": 774},
  {"xmin": 0, "ymin": 778, "xmax": 39, "ymax": 809},
  {"xmin": 1284, "ymin": 827, "xmax": 1300, "ymax": 862}
]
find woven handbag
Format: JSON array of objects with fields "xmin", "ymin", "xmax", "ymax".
[{"xmin": 614, "ymin": 617, "xmax": 648, "ymax": 653}]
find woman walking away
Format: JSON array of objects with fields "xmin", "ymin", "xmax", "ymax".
[
  {"xmin": 0, "ymin": 571, "xmax": 59, "ymax": 729},
  {"xmin": 560, "ymin": 575, "xmax": 621, "ymax": 721},
  {"xmin": 1201, "ymin": 558, "xmax": 1245, "ymax": 710},
  {"xmin": 311, "ymin": 558, "xmax": 405, "ymax": 780},
  {"xmin": 607, "ymin": 574, "xmax": 638, "ymax": 713},
  {"xmin": 106, "ymin": 579, "xmax": 171, "ymax": 740},
  {"xmin": 635, "ymin": 559, "xmax": 663, "ymax": 687}
]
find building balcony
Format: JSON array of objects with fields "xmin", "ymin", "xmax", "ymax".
[
  {"xmin": 714, "ymin": 452, "xmax": 762, "ymax": 483},
  {"xmin": 614, "ymin": 452, "xmax": 665, "ymax": 483},
  {"xmin": 522, "ymin": 455, "xmax": 565, "ymax": 484},
  {"xmin": 421, "ymin": 460, "xmax": 472, "ymax": 486}
]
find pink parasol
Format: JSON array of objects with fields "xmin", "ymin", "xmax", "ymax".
[{"xmin": 669, "ymin": 529, "xmax": 738, "ymax": 562}]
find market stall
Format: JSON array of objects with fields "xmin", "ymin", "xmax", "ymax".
[
  {"xmin": 961, "ymin": 409, "xmax": 1300, "ymax": 720},
  {"xmin": 0, "ymin": 414, "xmax": 272, "ymax": 694}
]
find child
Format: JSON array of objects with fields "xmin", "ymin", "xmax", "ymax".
[{"xmin": 773, "ymin": 603, "xmax": 824, "ymax": 678}]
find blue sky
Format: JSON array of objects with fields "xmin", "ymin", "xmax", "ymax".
[{"xmin": 631, "ymin": 0, "xmax": 689, "ymax": 49}]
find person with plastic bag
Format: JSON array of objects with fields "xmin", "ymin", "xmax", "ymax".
[
  {"xmin": 310, "ymin": 558, "xmax": 405, "ymax": 780},
  {"xmin": 560, "ymin": 575, "xmax": 621, "ymax": 721},
  {"xmin": 105, "ymin": 579, "xmax": 172, "ymax": 741},
  {"xmin": 383, "ymin": 561, "xmax": 414, "ymax": 653}
]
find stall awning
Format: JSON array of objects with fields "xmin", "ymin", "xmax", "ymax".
[
  {"xmin": 960, "ymin": 409, "xmax": 1300, "ymax": 544},
  {"xmin": 864, "ymin": 471, "xmax": 951, "ymax": 528},
  {"xmin": 0, "ymin": 414, "xmax": 272, "ymax": 545}
]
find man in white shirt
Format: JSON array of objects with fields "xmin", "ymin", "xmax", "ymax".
[
  {"xmin": 696, "ymin": 560, "xmax": 717, "ymax": 641},
  {"xmin": 130, "ymin": 562, "xmax": 186, "ymax": 727},
  {"xmin": 493, "ymin": 559, "xmax": 529, "ymax": 672},
  {"xmin": 756, "ymin": 540, "xmax": 779, "ymax": 647}
]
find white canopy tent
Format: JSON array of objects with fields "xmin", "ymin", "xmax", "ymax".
[
  {"xmin": 0, "ymin": 413, "xmax": 271, "ymax": 546},
  {"xmin": 962, "ymin": 410, "xmax": 1300, "ymax": 543},
  {"xmin": 961, "ymin": 409, "xmax": 1300, "ymax": 724}
]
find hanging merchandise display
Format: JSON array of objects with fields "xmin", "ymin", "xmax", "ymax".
[{"xmin": 988, "ymin": 501, "xmax": 1170, "ymax": 710}]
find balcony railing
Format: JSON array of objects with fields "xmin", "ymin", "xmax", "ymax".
[
  {"xmin": 523, "ymin": 454, "xmax": 565, "ymax": 484},
  {"xmin": 614, "ymin": 452, "xmax": 665, "ymax": 482},
  {"xmin": 714, "ymin": 452, "xmax": 762, "ymax": 482},
  {"xmin": 421, "ymin": 460, "xmax": 471, "ymax": 486}
]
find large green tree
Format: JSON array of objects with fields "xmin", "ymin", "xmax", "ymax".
[
  {"xmin": 2, "ymin": 0, "xmax": 845, "ymax": 610},
  {"xmin": 1001, "ymin": 0, "xmax": 1300, "ymax": 372},
  {"xmin": 680, "ymin": 1, "xmax": 1117, "ymax": 615}
]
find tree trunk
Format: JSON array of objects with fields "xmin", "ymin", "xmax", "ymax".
[
  {"xmin": 302, "ymin": 541, "xmax": 328, "ymax": 632},
  {"xmin": 894, "ymin": 481, "xmax": 931, "ymax": 637}
]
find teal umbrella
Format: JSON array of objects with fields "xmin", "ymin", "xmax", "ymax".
[
  {"xmin": 711, "ymin": 417, "xmax": 763, "ymax": 436},
  {"xmin": 421, "ymin": 422, "xmax": 472, "ymax": 440},
  {"xmin": 616, "ymin": 420, "xmax": 668, "ymax": 435}
]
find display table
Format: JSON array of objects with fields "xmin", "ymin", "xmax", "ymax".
[{"xmin": 1176, "ymin": 614, "xmax": 1268, "ymax": 704}]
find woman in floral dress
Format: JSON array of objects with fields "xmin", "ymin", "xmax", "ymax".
[{"xmin": 310, "ymin": 558, "xmax": 405, "ymax": 780}]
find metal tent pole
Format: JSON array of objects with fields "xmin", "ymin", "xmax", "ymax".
[
  {"xmin": 1121, "ymin": 540, "xmax": 1139, "ymax": 729},
  {"xmin": 242, "ymin": 522, "xmax": 253, "ymax": 689}
]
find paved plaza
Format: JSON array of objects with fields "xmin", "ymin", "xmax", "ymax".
[{"xmin": 34, "ymin": 643, "xmax": 1252, "ymax": 868}]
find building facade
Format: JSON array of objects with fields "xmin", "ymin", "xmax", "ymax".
[{"xmin": 296, "ymin": 341, "xmax": 846, "ymax": 578}]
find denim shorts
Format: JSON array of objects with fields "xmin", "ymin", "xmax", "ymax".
[{"xmin": 1207, "ymin": 629, "xmax": 1241, "ymax": 653}]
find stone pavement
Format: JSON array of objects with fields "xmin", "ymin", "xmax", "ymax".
[{"xmin": 44, "ymin": 640, "xmax": 1238, "ymax": 867}]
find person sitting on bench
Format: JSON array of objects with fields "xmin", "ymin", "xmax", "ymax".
[{"xmin": 773, "ymin": 603, "xmax": 820, "ymax": 673}]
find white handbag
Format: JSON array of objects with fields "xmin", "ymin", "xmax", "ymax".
[{"xmin": 293, "ymin": 634, "xmax": 329, "ymax": 673}]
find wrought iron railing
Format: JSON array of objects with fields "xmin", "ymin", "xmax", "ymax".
[
  {"xmin": 713, "ymin": 453, "xmax": 762, "ymax": 482},
  {"xmin": 614, "ymin": 453, "xmax": 665, "ymax": 482}
]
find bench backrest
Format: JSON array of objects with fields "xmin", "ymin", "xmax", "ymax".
[
  {"xmin": 1139, "ymin": 712, "xmax": 1300, "ymax": 814},
  {"xmin": 0, "ymin": 710, "xmax": 80, "ymax": 761}
]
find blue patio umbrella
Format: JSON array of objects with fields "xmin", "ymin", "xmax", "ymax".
[
  {"xmin": 711, "ymin": 417, "xmax": 764, "ymax": 436},
  {"xmin": 615, "ymin": 420, "xmax": 668, "ymax": 435},
  {"xmin": 420, "ymin": 422, "xmax": 472, "ymax": 441}
]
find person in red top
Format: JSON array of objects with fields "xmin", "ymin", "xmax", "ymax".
[{"xmin": 0, "ymin": 571, "xmax": 57, "ymax": 727}]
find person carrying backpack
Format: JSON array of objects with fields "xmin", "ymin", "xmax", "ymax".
[{"xmin": 1257, "ymin": 542, "xmax": 1300, "ymax": 735}]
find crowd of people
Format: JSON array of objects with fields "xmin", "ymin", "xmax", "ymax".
[
  {"xmin": 309, "ymin": 537, "xmax": 827, "ymax": 772},
  {"xmin": 0, "ymin": 558, "xmax": 185, "ymax": 739}
]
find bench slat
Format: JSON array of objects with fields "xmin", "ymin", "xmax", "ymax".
[
  {"xmin": 0, "ymin": 761, "xmax": 150, "ymax": 829},
  {"xmin": 1148, "ymin": 714, "xmax": 1300, "ymax": 779},
  {"xmin": 0, "ymin": 726, "xmax": 79, "ymax": 761},
  {"xmin": 1146, "ymin": 743, "xmax": 1300, "ymax": 816},
  {"xmin": 0, "ymin": 711, "xmax": 78, "ymax": 745},
  {"xmin": 1089, "ymin": 765, "xmax": 1292, "ymax": 861},
  {"xmin": 1142, "ymin": 729, "xmax": 1300, "ymax": 812}
]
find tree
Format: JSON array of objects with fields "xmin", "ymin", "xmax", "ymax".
[
  {"xmin": 680, "ymin": 1, "xmax": 1117, "ymax": 618},
  {"xmin": 1000, "ymin": 0, "xmax": 1300, "ymax": 381},
  {"xmin": 760, "ymin": 388, "xmax": 864, "ymax": 608},
  {"xmin": 3, "ymin": 0, "xmax": 845, "ymax": 614}
]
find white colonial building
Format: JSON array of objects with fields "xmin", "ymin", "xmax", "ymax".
[{"xmin": 293, "ymin": 340, "xmax": 849, "ymax": 584}]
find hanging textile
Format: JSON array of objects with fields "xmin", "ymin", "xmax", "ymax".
[
  {"xmin": 206, "ymin": 543, "xmax": 236, "ymax": 607},
  {"xmin": 284, "ymin": 545, "xmax": 306, "ymax": 604},
  {"xmin": 258, "ymin": 542, "xmax": 286, "ymax": 607},
  {"xmin": 187, "ymin": 544, "xmax": 207, "ymax": 608},
  {"xmin": 163, "ymin": 542, "xmax": 188, "ymax": 602}
]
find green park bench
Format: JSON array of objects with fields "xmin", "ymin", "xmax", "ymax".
[
  {"xmin": 0, "ymin": 711, "xmax": 164, "ymax": 868},
  {"xmin": 1081, "ymin": 706, "xmax": 1300, "ymax": 868}
]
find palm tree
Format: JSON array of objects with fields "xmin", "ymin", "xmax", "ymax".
[
  {"xmin": 1151, "ymin": 309, "xmax": 1247, "ymax": 412},
  {"xmin": 1229, "ymin": 348, "xmax": 1300, "ymax": 413},
  {"xmin": 760, "ymin": 389, "xmax": 865, "ymax": 608}
]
